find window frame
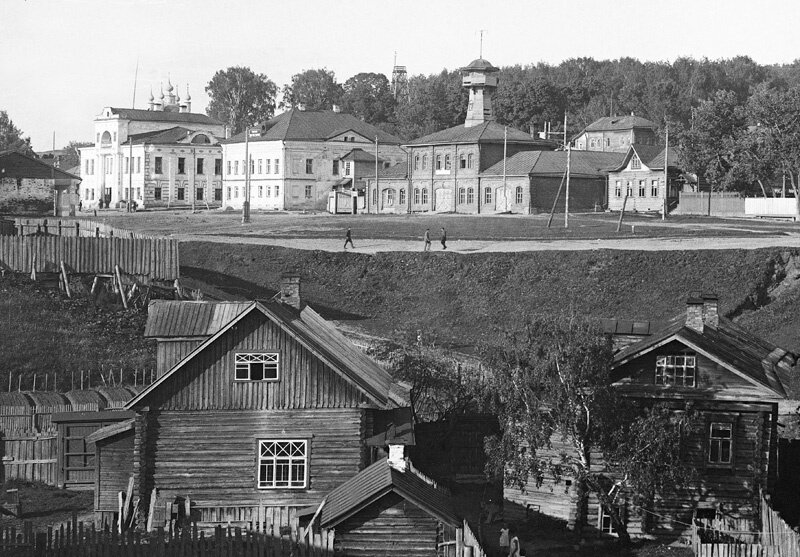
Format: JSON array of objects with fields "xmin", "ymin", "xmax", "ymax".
[
  {"xmin": 197, "ymin": 158, "xmax": 204, "ymax": 175},
  {"xmin": 651, "ymin": 179, "xmax": 659, "ymax": 197},
  {"xmin": 235, "ymin": 352, "xmax": 280, "ymax": 382},
  {"xmin": 515, "ymin": 186, "xmax": 523, "ymax": 205},
  {"xmin": 630, "ymin": 154, "xmax": 641, "ymax": 170},
  {"xmin": 305, "ymin": 158, "xmax": 314, "ymax": 174},
  {"xmin": 257, "ymin": 438, "xmax": 309, "ymax": 490},
  {"xmin": 154, "ymin": 157, "xmax": 163, "ymax": 175},
  {"xmin": 638, "ymin": 180, "xmax": 646, "ymax": 197},
  {"xmin": 484, "ymin": 187, "xmax": 492, "ymax": 204},
  {"xmin": 708, "ymin": 422, "xmax": 733, "ymax": 466},
  {"xmin": 178, "ymin": 157, "xmax": 186, "ymax": 175},
  {"xmin": 655, "ymin": 352, "xmax": 696, "ymax": 387}
]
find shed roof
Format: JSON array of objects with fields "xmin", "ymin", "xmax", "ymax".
[
  {"xmin": 222, "ymin": 110, "xmax": 402, "ymax": 145},
  {"xmin": 0, "ymin": 150, "xmax": 81, "ymax": 180},
  {"xmin": 106, "ymin": 108, "xmax": 223, "ymax": 126},
  {"xmin": 130, "ymin": 300, "xmax": 398, "ymax": 409},
  {"xmin": 319, "ymin": 459, "xmax": 460, "ymax": 528},
  {"xmin": 408, "ymin": 121, "xmax": 555, "ymax": 147},
  {"xmin": 481, "ymin": 150, "xmax": 625, "ymax": 178}
]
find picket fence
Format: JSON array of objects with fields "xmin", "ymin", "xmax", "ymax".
[
  {"xmin": 0, "ymin": 519, "xmax": 334, "ymax": 557},
  {"xmin": 13, "ymin": 218, "xmax": 162, "ymax": 240}
]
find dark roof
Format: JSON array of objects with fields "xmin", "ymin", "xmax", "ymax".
[
  {"xmin": 132, "ymin": 300, "xmax": 397, "ymax": 408},
  {"xmin": 0, "ymin": 150, "xmax": 80, "ymax": 180},
  {"xmin": 408, "ymin": 121, "xmax": 556, "ymax": 147},
  {"xmin": 481, "ymin": 150, "xmax": 625, "ymax": 178},
  {"xmin": 377, "ymin": 162, "xmax": 409, "ymax": 179},
  {"xmin": 85, "ymin": 418, "xmax": 135, "ymax": 444},
  {"xmin": 461, "ymin": 58, "xmax": 499, "ymax": 72},
  {"xmin": 319, "ymin": 459, "xmax": 460, "ymax": 528},
  {"xmin": 584, "ymin": 115, "xmax": 657, "ymax": 132},
  {"xmin": 339, "ymin": 148, "xmax": 381, "ymax": 163},
  {"xmin": 608, "ymin": 144, "xmax": 681, "ymax": 172},
  {"xmin": 600, "ymin": 318, "xmax": 662, "ymax": 336},
  {"xmin": 613, "ymin": 312, "xmax": 795, "ymax": 399},
  {"xmin": 127, "ymin": 127, "xmax": 218, "ymax": 146},
  {"xmin": 107, "ymin": 107, "xmax": 223, "ymax": 126},
  {"xmin": 222, "ymin": 110, "xmax": 402, "ymax": 145}
]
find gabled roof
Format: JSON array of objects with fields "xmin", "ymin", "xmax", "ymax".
[
  {"xmin": 339, "ymin": 148, "xmax": 382, "ymax": 163},
  {"xmin": 584, "ymin": 115, "xmax": 657, "ymax": 132},
  {"xmin": 127, "ymin": 127, "xmax": 219, "ymax": 146},
  {"xmin": 408, "ymin": 121, "xmax": 556, "ymax": 147},
  {"xmin": 0, "ymin": 150, "xmax": 81, "ymax": 180},
  {"xmin": 144, "ymin": 300, "xmax": 252, "ymax": 338},
  {"xmin": 481, "ymin": 150, "xmax": 625, "ymax": 178},
  {"xmin": 105, "ymin": 108, "xmax": 223, "ymax": 126},
  {"xmin": 319, "ymin": 459, "xmax": 460, "ymax": 528},
  {"xmin": 613, "ymin": 313, "xmax": 794, "ymax": 399},
  {"xmin": 130, "ymin": 301, "xmax": 397, "ymax": 409},
  {"xmin": 222, "ymin": 110, "xmax": 402, "ymax": 145},
  {"xmin": 608, "ymin": 144, "xmax": 680, "ymax": 172}
]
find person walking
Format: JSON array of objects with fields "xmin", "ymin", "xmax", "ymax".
[
  {"xmin": 344, "ymin": 227, "xmax": 354, "ymax": 249},
  {"xmin": 440, "ymin": 227, "xmax": 447, "ymax": 250},
  {"xmin": 423, "ymin": 228, "xmax": 431, "ymax": 251},
  {"xmin": 508, "ymin": 526, "xmax": 521, "ymax": 557},
  {"xmin": 499, "ymin": 524, "xmax": 510, "ymax": 557}
]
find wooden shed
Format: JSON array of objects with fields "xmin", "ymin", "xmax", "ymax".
[
  {"xmin": 317, "ymin": 458, "xmax": 483, "ymax": 557},
  {"xmin": 51, "ymin": 410, "xmax": 134, "ymax": 490},
  {"xmin": 87, "ymin": 419, "xmax": 135, "ymax": 525}
]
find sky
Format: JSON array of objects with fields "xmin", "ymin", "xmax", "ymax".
[{"xmin": 2, "ymin": 0, "xmax": 799, "ymax": 151}]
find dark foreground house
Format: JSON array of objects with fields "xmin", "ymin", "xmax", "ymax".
[
  {"xmin": 0, "ymin": 150, "xmax": 81, "ymax": 215},
  {"xmin": 506, "ymin": 293, "xmax": 795, "ymax": 540},
  {"xmin": 91, "ymin": 276, "xmax": 409, "ymax": 531}
]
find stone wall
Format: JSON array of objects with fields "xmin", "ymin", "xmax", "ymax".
[{"xmin": 0, "ymin": 177, "xmax": 53, "ymax": 214}]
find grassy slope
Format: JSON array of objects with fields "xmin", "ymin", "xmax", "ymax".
[{"xmin": 181, "ymin": 242, "xmax": 800, "ymax": 352}]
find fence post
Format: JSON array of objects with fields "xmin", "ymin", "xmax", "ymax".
[{"xmin": 75, "ymin": 222, "xmax": 80, "ymax": 237}]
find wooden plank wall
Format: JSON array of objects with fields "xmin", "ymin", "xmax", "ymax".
[
  {"xmin": 0, "ymin": 236, "xmax": 179, "ymax": 280},
  {"xmin": 1, "ymin": 430, "xmax": 57, "ymax": 484},
  {"xmin": 13, "ymin": 218, "xmax": 161, "ymax": 240},
  {"xmin": 761, "ymin": 492, "xmax": 800, "ymax": 557},
  {"xmin": 96, "ymin": 434, "xmax": 134, "ymax": 511}
]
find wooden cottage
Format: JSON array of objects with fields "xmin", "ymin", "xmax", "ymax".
[
  {"xmin": 506, "ymin": 293, "xmax": 795, "ymax": 539},
  {"xmin": 104, "ymin": 276, "xmax": 407, "ymax": 532}
]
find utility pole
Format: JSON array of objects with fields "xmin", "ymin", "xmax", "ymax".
[
  {"xmin": 375, "ymin": 135, "xmax": 379, "ymax": 212},
  {"xmin": 128, "ymin": 137, "xmax": 133, "ymax": 212},
  {"xmin": 662, "ymin": 121, "xmax": 669, "ymax": 221},
  {"xmin": 242, "ymin": 127, "xmax": 250, "ymax": 224},
  {"xmin": 564, "ymin": 145, "xmax": 571, "ymax": 228},
  {"xmin": 502, "ymin": 126, "xmax": 507, "ymax": 207}
]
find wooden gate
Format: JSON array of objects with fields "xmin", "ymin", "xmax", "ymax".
[{"xmin": 1, "ymin": 430, "xmax": 57, "ymax": 485}]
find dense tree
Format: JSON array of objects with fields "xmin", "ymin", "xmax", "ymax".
[
  {"xmin": 205, "ymin": 67, "xmax": 277, "ymax": 135},
  {"xmin": 0, "ymin": 110, "xmax": 33, "ymax": 155},
  {"xmin": 483, "ymin": 315, "xmax": 694, "ymax": 545},
  {"xmin": 61, "ymin": 140, "xmax": 92, "ymax": 170},
  {"xmin": 394, "ymin": 70, "xmax": 467, "ymax": 140},
  {"xmin": 340, "ymin": 72, "xmax": 396, "ymax": 125},
  {"xmin": 280, "ymin": 68, "xmax": 343, "ymax": 111}
]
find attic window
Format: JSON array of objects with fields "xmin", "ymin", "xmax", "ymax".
[
  {"xmin": 235, "ymin": 352, "xmax": 279, "ymax": 381},
  {"xmin": 655, "ymin": 353, "xmax": 696, "ymax": 387},
  {"xmin": 630, "ymin": 154, "xmax": 641, "ymax": 170}
]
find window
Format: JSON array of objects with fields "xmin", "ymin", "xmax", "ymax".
[
  {"xmin": 235, "ymin": 186, "xmax": 239, "ymax": 198},
  {"xmin": 274, "ymin": 159, "xmax": 279, "ymax": 174},
  {"xmin": 226, "ymin": 186, "xmax": 231, "ymax": 200},
  {"xmin": 266, "ymin": 159, "xmax": 271, "ymax": 174},
  {"xmin": 615, "ymin": 181, "xmax": 622, "ymax": 198},
  {"xmin": 178, "ymin": 157, "xmax": 186, "ymax": 174},
  {"xmin": 399, "ymin": 188, "xmax": 406, "ymax": 205},
  {"xmin": 467, "ymin": 187, "xmax": 474, "ymax": 204},
  {"xmin": 243, "ymin": 160, "xmax": 247, "ymax": 174},
  {"xmin": 655, "ymin": 353, "xmax": 696, "ymax": 387},
  {"xmin": 197, "ymin": 158, "xmax": 204, "ymax": 175},
  {"xmin": 372, "ymin": 189, "xmax": 376, "ymax": 205},
  {"xmin": 250, "ymin": 158, "xmax": 255, "ymax": 174},
  {"xmin": 414, "ymin": 188, "xmax": 420, "ymax": 204},
  {"xmin": 235, "ymin": 352, "xmax": 279, "ymax": 381},
  {"xmin": 100, "ymin": 131, "xmax": 111, "ymax": 147},
  {"xmin": 605, "ymin": 138, "xmax": 610, "ymax": 147},
  {"xmin": 422, "ymin": 155, "xmax": 428, "ymax": 170},
  {"xmin": 516, "ymin": 186, "xmax": 523, "ymax": 204},
  {"xmin": 421, "ymin": 188, "xmax": 428, "ymax": 205},
  {"xmin": 234, "ymin": 161, "xmax": 239, "ymax": 175},
  {"xmin": 154, "ymin": 187, "xmax": 162, "ymax": 200},
  {"xmin": 651, "ymin": 179, "xmax": 659, "ymax": 197},
  {"xmin": 113, "ymin": 132, "xmax": 117, "ymax": 142},
  {"xmin": 227, "ymin": 161, "xmax": 231, "ymax": 175},
  {"xmin": 485, "ymin": 187, "xmax": 492, "ymax": 204},
  {"xmin": 215, "ymin": 188, "xmax": 222, "ymax": 201},
  {"xmin": 214, "ymin": 158, "xmax": 221, "ymax": 175},
  {"xmin": 85, "ymin": 160, "xmax": 90, "ymax": 174},
  {"xmin": 638, "ymin": 180, "xmax": 645, "ymax": 197},
  {"xmin": 387, "ymin": 189, "xmax": 394, "ymax": 205},
  {"xmin": 599, "ymin": 505, "xmax": 622, "ymax": 535},
  {"xmin": 258, "ymin": 159, "xmax": 263, "ymax": 175},
  {"xmin": 414, "ymin": 156, "xmax": 420, "ymax": 170},
  {"xmin": 258, "ymin": 439, "xmax": 307, "ymax": 489},
  {"xmin": 154, "ymin": 157, "xmax": 163, "ymax": 174},
  {"xmin": 332, "ymin": 160, "xmax": 339, "ymax": 175},
  {"xmin": 626, "ymin": 181, "xmax": 632, "ymax": 196},
  {"xmin": 275, "ymin": 185, "xmax": 280, "ymax": 198},
  {"xmin": 136, "ymin": 157, "xmax": 141, "ymax": 173},
  {"xmin": 258, "ymin": 186, "xmax": 263, "ymax": 198},
  {"xmin": 305, "ymin": 159, "xmax": 313, "ymax": 174},
  {"xmin": 123, "ymin": 157, "xmax": 129, "ymax": 173},
  {"xmin": 196, "ymin": 187, "xmax": 204, "ymax": 201},
  {"xmin": 137, "ymin": 188, "xmax": 142, "ymax": 199},
  {"xmin": 444, "ymin": 155, "xmax": 451, "ymax": 170},
  {"xmin": 177, "ymin": 187, "xmax": 185, "ymax": 201},
  {"xmin": 345, "ymin": 161, "xmax": 351, "ymax": 175},
  {"xmin": 459, "ymin": 188, "xmax": 466, "ymax": 204},
  {"xmin": 305, "ymin": 185, "xmax": 312, "ymax": 199},
  {"xmin": 266, "ymin": 185, "xmax": 272, "ymax": 197},
  {"xmin": 460, "ymin": 155, "xmax": 466, "ymax": 169},
  {"xmin": 709, "ymin": 423, "xmax": 733, "ymax": 465},
  {"xmin": 468, "ymin": 154, "xmax": 473, "ymax": 169},
  {"xmin": 436, "ymin": 155, "xmax": 442, "ymax": 170}
]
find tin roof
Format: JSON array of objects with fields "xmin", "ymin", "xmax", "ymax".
[
  {"xmin": 144, "ymin": 301, "xmax": 253, "ymax": 338},
  {"xmin": 607, "ymin": 144, "xmax": 681, "ymax": 172},
  {"xmin": 408, "ymin": 121, "xmax": 554, "ymax": 147},
  {"xmin": 461, "ymin": 58, "xmax": 499, "ymax": 72},
  {"xmin": 319, "ymin": 459, "xmax": 460, "ymax": 528},
  {"xmin": 0, "ymin": 150, "xmax": 81, "ymax": 180},
  {"xmin": 584, "ymin": 115, "xmax": 657, "ymax": 132},
  {"xmin": 127, "ymin": 127, "xmax": 220, "ymax": 146},
  {"xmin": 106, "ymin": 107, "xmax": 223, "ymax": 126},
  {"xmin": 481, "ymin": 150, "xmax": 625, "ymax": 177}
]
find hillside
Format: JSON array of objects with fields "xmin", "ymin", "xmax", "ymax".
[{"xmin": 180, "ymin": 242, "xmax": 800, "ymax": 353}]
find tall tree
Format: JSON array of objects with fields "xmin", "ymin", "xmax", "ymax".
[
  {"xmin": 340, "ymin": 72, "xmax": 396, "ymax": 125},
  {"xmin": 205, "ymin": 67, "xmax": 277, "ymax": 135},
  {"xmin": 61, "ymin": 141, "xmax": 93, "ymax": 170},
  {"xmin": 483, "ymin": 315, "xmax": 694, "ymax": 545},
  {"xmin": 280, "ymin": 68, "xmax": 343, "ymax": 111},
  {"xmin": 0, "ymin": 110, "xmax": 33, "ymax": 155}
]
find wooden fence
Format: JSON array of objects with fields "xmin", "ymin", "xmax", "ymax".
[
  {"xmin": 761, "ymin": 492, "xmax": 800, "ymax": 557},
  {"xmin": 676, "ymin": 192, "xmax": 746, "ymax": 217},
  {"xmin": 0, "ymin": 236, "xmax": 179, "ymax": 281},
  {"xmin": 0, "ymin": 430, "xmax": 57, "ymax": 485},
  {"xmin": 0, "ymin": 520, "xmax": 334, "ymax": 557},
  {"xmin": 13, "ymin": 218, "xmax": 162, "ymax": 240}
]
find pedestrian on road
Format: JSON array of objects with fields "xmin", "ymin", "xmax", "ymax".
[
  {"xmin": 440, "ymin": 227, "xmax": 447, "ymax": 250},
  {"xmin": 423, "ymin": 228, "xmax": 431, "ymax": 251},
  {"xmin": 344, "ymin": 228, "xmax": 354, "ymax": 249}
]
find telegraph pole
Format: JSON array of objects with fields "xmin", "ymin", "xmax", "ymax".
[{"xmin": 242, "ymin": 127, "xmax": 251, "ymax": 224}]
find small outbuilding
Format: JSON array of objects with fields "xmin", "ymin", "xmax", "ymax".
[{"xmin": 0, "ymin": 150, "xmax": 81, "ymax": 215}]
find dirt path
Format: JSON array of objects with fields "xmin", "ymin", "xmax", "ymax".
[{"xmin": 173, "ymin": 232, "xmax": 800, "ymax": 253}]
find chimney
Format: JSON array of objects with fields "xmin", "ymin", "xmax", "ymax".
[
  {"xmin": 703, "ymin": 293, "xmax": 719, "ymax": 328},
  {"xmin": 387, "ymin": 444, "xmax": 407, "ymax": 471},
  {"xmin": 685, "ymin": 291, "xmax": 705, "ymax": 333},
  {"xmin": 279, "ymin": 274, "xmax": 301, "ymax": 309}
]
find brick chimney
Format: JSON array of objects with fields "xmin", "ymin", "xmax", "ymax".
[
  {"xmin": 388, "ymin": 444, "xmax": 407, "ymax": 471},
  {"xmin": 703, "ymin": 293, "xmax": 719, "ymax": 328},
  {"xmin": 685, "ymin": 292, "xmax": 705, "ymax": 332},
  {"xmin": 279, "ymin": 274, "xmax": 301, "ymax": 309}
]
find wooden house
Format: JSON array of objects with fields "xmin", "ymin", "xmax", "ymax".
[
  {"xmin": 606, "ymin": 144, "xmax": 683, "ymax": 213},
  {"xmin": 506, "ymin": 293, "xmax": 795, "ymax": 539},
  {"xmin": 94, "ymin": 276, "xmax": 407, "ymax": 531}
]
